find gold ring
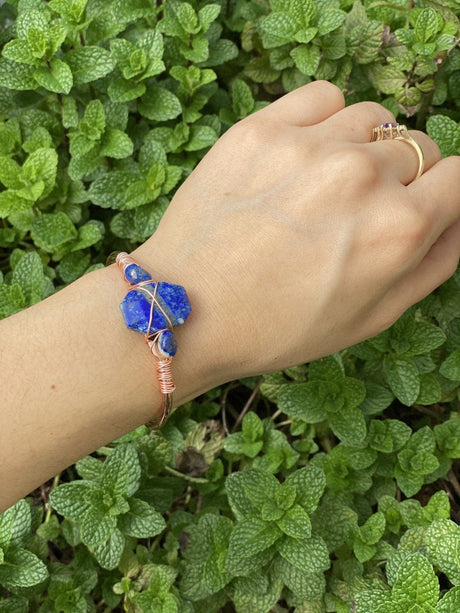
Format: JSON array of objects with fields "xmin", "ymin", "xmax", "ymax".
[{"xmin": 371, "ymin": 122, "xmax": 424, "ymax": 181}]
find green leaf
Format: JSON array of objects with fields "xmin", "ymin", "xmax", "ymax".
[
  {"xmin": 23, "ymin": 147, "xmax": 58, "ymax": 195},
  {"xmin": 0, "ymin": 58, "xmax": 36, "ymax": 90},
  {"xmin": 181, "ymin": 513, "xmax": 233, "ymax": 599},
  {"xmin": 440, "ymin": 349, "xmax": 460, "ymax": 380},
  {"xmin": 108, "ymin": 76, "xmax": 146, "ymax": 102},
  {"xmin": 11, "ymin": 251, "xmax": 44, "ymax": 305},
  {"xmin": 261, "ymin": 12, "xmax": 298, "ymax": 47},
  {"xmin": 415, "ymin": 8, "xmax": 441, "ymax": 43},
  {"xmin": 291, "ymin": 44, "xmax": 321, "ymax": 75},
  {"xmin": 138, "ymin": 88, "xmax": 182, "ymax": 121},
  {"xmin": 289, "ymin": 0, "xmax": 317, "ymax": 28},
  {"xmin": 426, "ymin": 115, "xmax": 460, "ymax": 158},
  {"xmin": 198, "ymin": 4, "xmax": 221, "ymax": 32},
  {"xmin": 261, "ymin": 499, "xmax": 284, "ymax": 522},
  {"xmin": 100, "ymin": 129, "xmax": 133, "ymax": 159},
  {"xmin": 276, "ymin": 504, "xmax": 311, "ymax": 539},
  {"xmin": 0, "ymin": 595, "xmax": 29, "ymax": 612},
  {"xmin": 81, "ymin": 506, "xmax": 117, "ymax": 547},
  {"xmin": 370, "ymin": 64, "xmax": 406, "ymax": 95},
  {"xmin": 226, "ymin": 517, "xmax": 281, "ymax": 569},
  {"xmin": 241, "ymin": 412, "xmax": 263, "ymax": 443},
  {"xmin": 426, "ymin": 519, "xmax": 460, "ymax": 585},
  {"xmin": 0, "ymin": 501, "xmax": 31, "ymax": 551},
  {"xmin": 88, "ymin": 171, "xmax": 144, "ymax": 210},
  {"xmin": 392, "ymin": 552, "xmax": 439, "ymax": 606},
  {"xmin": 232, "ymin": 571, "xmax": 283, "ymax": 613},
  {"xmin": 278, "ymin": 381, "xmax": 329, "ymax": 422},
  {"xmin": 31, "ymin": 212, "xmax": 78, "ymax": 253},
  {"xmin": 0, "ymin": 157, "xmax": 22, "ymax": 190},
  {"xmin": 184, "ymin": 125, "xmax": 218, "ymax": 151},
  {"xmin": 91, "ymin": 527, "xmax": 124, "ymax": 570},
  {"xmin": 33, "ymin": 58, "xmax": 73, "ymax": 94},
  {"xmin": 71, "ymin": 221, "xmax": 103, "ymax": 251},
  {"xmin": 274, "ymin": 556, "xmax": 325, "ymax": 601},
  {"xmin": 226, "ymin": 470, "xmax": 279, "ymax": 519},
  {"xmin": 0, "ymin": 547, "xmax": 48, "ymax": 589},
  {"xmin": 437, "ymin": 586, "xmax": 460, "ymax": 613},
  {"xmin": 276, "ymin": 533, "xmax": 330, "ymax": 573},
  {"xmin": 16, "ymin": 10, "xmax": 49, "ymax": 40},
  {"xmin": 27, "ymin": 28, "xmax": 47, "ymax": 59},
  {"xmin": 328, "ymin": 405, "xmax": 367, "ymax": 446},
  {"xmin": 317, "ymin": 9, "xmax": 346, "ymax": 36},
  {"xmin": 177, "ymin": 3, "xmax": 198, "ymax": 34},
  {"xmin": 65, "ymin": 46, "xmax": 115, "ymax": 84},
  {"xmin": 101, "ymin": 443, "xmax": 141, "ymax": 497},
  {"xmin": 360, "ymin": 512, "xmax": 386, "ymax": 545},
  {"xmin": 118, "ymin": 498, "xmax": 165, "ymax": 538},
  {"xmin": 416, "ymin": 373, "xmax": 442, "ymax": 405},
  {"xmin": 49, "ymin": 0, "xmax": 88, "ymax": 22},
  {"xmin": 49, "ymin": 482, "xmax": 92, "ymax": 520},
  {"xmin": 232, "ymin": 79, "xmax": 254, "ymax": 118},
  {"xmin": 384, "ymin": 355, "xmax": 420, "ymax": 406},
  {"xmin": 2, "ymin": 39, "xmax": 40, "ymax": 66},
  {"xmin": 434, "ymin": 419, "xmax": 460, "ymax": 458},
  {"xmin": 284, "ymin": 465, "xmax": 326, "ymax": 514}
]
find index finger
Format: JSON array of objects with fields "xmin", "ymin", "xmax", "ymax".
[{"xmin": 257, "ymin": 80, "xmax": 345, "ymax": 127}]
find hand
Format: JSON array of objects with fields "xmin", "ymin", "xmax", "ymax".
[{"xmin": 132, "ymin": 80, "xmax": 460, "ymax": 397}]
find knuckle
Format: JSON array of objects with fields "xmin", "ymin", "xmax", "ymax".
[
  {"xmin": 310, "ymin": 79, "xmax": 345, "ymax": 103},
  {"xmin": 329, "ymin": 147, "xmax": 381, "ymax": 187},
  {"xmin": 442, "ymin": 154, "xmax": 460, "ymax": 172},
  {"xmin": 354, "ymin": 101, "xmax": 395, "ymax": 124},
  {"xmin": 393, "ymin": 202, "xmax": 430, "ymax": 254},
  {"xmin": 226, "ymin": 115, "xmax": 270, "ymax": 148}
]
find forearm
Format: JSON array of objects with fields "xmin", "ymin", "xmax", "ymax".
[{"xmin": 0, "ymin": 257, "xmax": 212, "ymax": 511}]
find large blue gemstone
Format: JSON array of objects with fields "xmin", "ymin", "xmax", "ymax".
[{"xmin": 119, "ymin": 281, "xmax": 191, "ymax": 335}]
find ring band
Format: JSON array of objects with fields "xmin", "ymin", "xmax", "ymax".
[{"xmin": 371, "ymin": 122, "xmax": 424, "ymax": 181}]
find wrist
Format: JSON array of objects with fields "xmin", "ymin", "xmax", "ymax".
[{"xmin": 127, "ymin": 240, "xmax": 235, "ymax": 407}]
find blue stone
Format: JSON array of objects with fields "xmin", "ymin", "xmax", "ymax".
[
  {"xmin": 124, "ymin": 263, "xmax": 152, "ymax": 285},
  {"xmin": 119, "ymin": 281, "xmax": 191, "ymax": 336},
  {"xmin": 157, "ymin": 330, "xmax": 177, "ymax": 358}
]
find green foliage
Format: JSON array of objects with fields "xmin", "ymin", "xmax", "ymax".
[{"xmin": 0, "ymin": 0, "xmax": 460, "ymax": 611}]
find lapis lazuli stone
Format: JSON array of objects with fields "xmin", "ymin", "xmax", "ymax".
[
  {"xmin": 119, "ymin": 281, "xmax": 191, "ymax": 336},
  {"xmin": 124, "ymin": 263, "xmax": 152, "ymax": 285},
  {"xmin": 157, "ymin": 330, "xmax": 177, "ymax": 358}
]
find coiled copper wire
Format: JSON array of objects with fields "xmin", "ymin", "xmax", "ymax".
[{"xmin": 115, "ymin": 251, "xmax": 176, "ymax": 427}]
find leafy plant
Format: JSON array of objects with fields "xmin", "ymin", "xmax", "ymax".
[{"xmin": 1, "ymin": 0, "xmax": 460, "ymax": 611}]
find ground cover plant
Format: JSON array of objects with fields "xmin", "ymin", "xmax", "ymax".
[{"xmin": 1, "ymin": 0, "xmax": 460, "ymax": 611}]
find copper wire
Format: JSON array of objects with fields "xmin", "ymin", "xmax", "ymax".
[{"xmin": 116, "ymin": 251, "xmax": 176, "ymax": 426}]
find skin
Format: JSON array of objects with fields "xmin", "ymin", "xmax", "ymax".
[{"xmin": 1, "ymin": 81, "xmax": 459, "ymax": 511}]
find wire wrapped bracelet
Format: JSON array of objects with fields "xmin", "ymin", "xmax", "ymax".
[{"xmin": 111, "ymin": 251, "xmax": 191, "ymax": 427}]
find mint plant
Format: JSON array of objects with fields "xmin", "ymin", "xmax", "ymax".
[{"xmin": 1, "ymin": 0, "xmax": 460, "ymax": 611}]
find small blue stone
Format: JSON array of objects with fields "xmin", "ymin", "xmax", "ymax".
[
  {"xmin": 119, "ymin": 281, "xmax": 191, "ymax": 336},
  {"xmin": 157, "ymin": 330, "xmax": 177, "ymax": 358},
  {"xmin": 124, "ymin": 263, "xmax": 152, "ymax": 285}
]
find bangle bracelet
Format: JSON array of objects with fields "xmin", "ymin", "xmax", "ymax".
[{"xmin": 112, "ymin": 251, "xmax": 191, "ymax": 427}]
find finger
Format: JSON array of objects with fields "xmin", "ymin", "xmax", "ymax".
[
  {"xmin": 378, "ymin": 218, "xmax": 460, "ymax": 322},
  {"xmin": 366, "ymin": 129, "xmax": 441, "ymax": 185},
  {"xmin": 319, "ymin": 100, "xmax": 396, "ymax": 142},
  {"xmin": 407, "ymin": 155, "xmax": 460, "ymax": 239},
  {"xmin": 259, "ymin": 80, "xmax": 345, "ymax": 127}
]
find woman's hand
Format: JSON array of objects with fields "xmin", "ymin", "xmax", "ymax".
[{"xmin": 132, "ymin": 80, "xmax": 460, "ymax": 398}]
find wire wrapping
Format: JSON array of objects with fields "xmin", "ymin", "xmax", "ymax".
[{"xmin": 116, "ymin": 251, "xmax": 176, "ymax": 426}]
